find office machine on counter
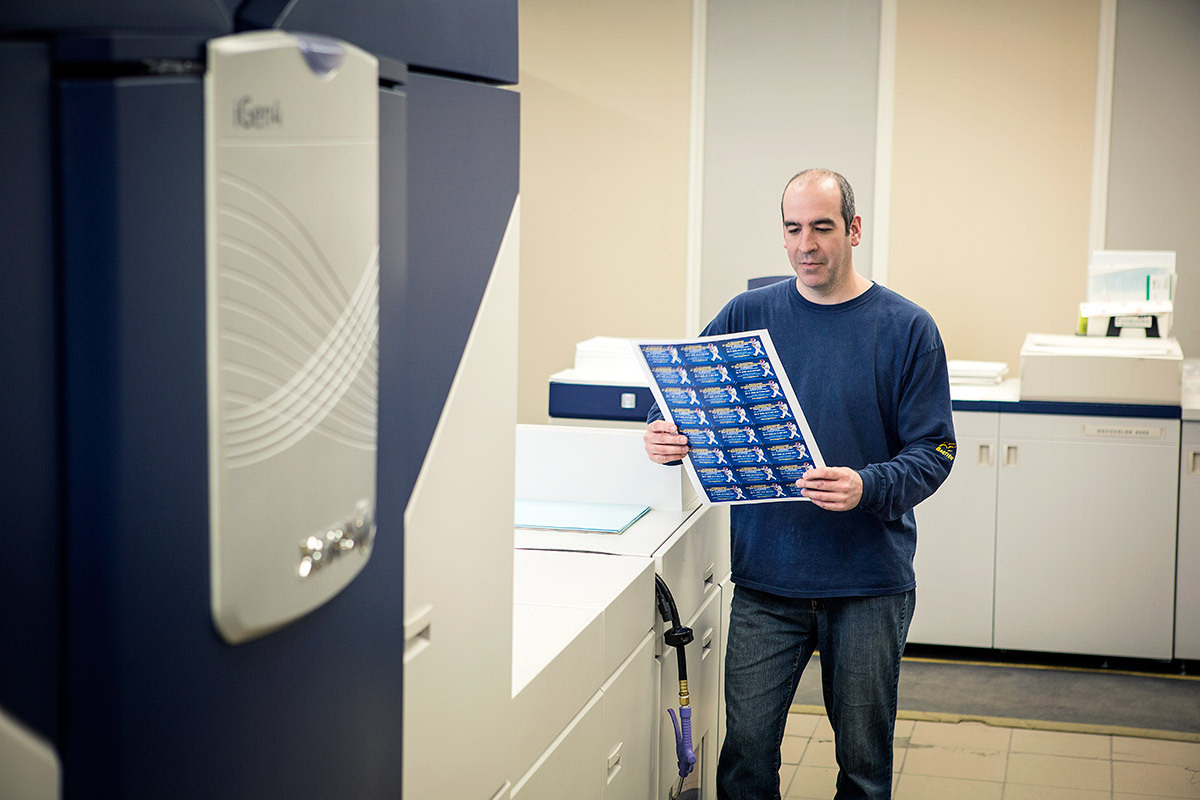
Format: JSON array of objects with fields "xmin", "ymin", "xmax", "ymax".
[
  {"xmin": 549, "ymin": 336, "xmax": 654, "ymax": 426},
  {"xmin": 1078, "ymin": 251, "xmax": 1175, "ymax": 338},
  {"xmin": 1019, "ymin": 333, "xmax": 1183, "ymax": 407}
]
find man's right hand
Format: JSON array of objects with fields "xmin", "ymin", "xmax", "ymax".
[{"xmin": 644, "ymin": 420, "xmax": 690, "ymax": 464}]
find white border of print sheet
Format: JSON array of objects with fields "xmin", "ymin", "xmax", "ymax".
[{"xmin": 631, "ymin": 329, "xmax": 825, "ymax": 505}]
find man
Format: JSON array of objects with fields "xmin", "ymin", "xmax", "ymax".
[{"xmin": 644, "ymin": 170, "xmax": 955, "ymax": 799}]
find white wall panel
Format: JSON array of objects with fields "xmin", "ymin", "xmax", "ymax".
[
  {"xmin": 701, "ymin": 0, "xmax": 881, "ymax": 325},
  {"xmin": 1105, "ymin": 0, "xmax": 1200, "ymax": 357}
]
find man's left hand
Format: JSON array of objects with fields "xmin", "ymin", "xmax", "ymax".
[{"xmin": 796, "ymin": 467, "xmax": 863, "ymax": 511}]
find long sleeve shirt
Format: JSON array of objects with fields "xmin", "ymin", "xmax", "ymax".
[{"xmin": 649, "ymin": 279, "xmax": 956, "ymax": 597}]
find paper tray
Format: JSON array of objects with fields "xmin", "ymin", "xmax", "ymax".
[{"xmin": 514, "ymin": 499, "xmax": 650, "ymax": 534}]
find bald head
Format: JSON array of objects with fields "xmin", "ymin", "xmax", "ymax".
[{"xmin": 781, "ymin": 170, "xmax": 856, "ymax": 235}]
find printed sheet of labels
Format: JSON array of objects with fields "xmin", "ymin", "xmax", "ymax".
[{"xmin": 633, "ymin": 330, "xmax": 825, "ymax": 504}]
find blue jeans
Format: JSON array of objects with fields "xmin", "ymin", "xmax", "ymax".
[{"xmin": 716, "ymin": 585, "xmax": 914, "ymax": 800}]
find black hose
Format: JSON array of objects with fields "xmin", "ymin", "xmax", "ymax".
[
  {"xmin": 654, "ymin": 573, "xmax": 691, "ymax": 682},
  {"xmin": 655, "ymin": 573, "xmax": 681, "ymax": 628}
]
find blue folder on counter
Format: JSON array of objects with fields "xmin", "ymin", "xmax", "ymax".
[{"xmin": 514, "ymin": 499, "xmax": 650, "ymax": 535}]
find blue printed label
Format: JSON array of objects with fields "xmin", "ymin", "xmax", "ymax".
[
  {"xmin": 680, "ymin": 426, "xmax": 723, "ymax": 447},
  {"xmin": 689, "ymin": 364, "xmax": 737, "ymax": 385}
]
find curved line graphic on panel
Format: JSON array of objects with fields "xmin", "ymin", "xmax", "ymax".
[
  {"xmin": 219, "ymin": 336, "xmax": 378, "ymax": 427},
  {"xmin": 217, "ymin": 259, "xmax": 330, "ymax": 345},
  {"xmin": 218, "ymin": 172, "xmax": 351, "ymax": 307},
  {"xmin": 223, "ymin": 254, "xmax": 378, "ymax": 455},
  {"xmin": 219, "ymin": 247, "xmax": 379, "ymax": 469},
  {"xmin": 215, "ymin": 300, "xmax": 379, "ymax": 421},
  {"xmin": 219, "ymin": 231, "xmax": 341, "ymax": 331}
]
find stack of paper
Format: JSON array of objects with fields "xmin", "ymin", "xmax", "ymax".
[
  {"xmin": 570, "ymin": 336, "xmax": 646, "ymax": 383},
  {"xmin": 948, "ymin": 360, "xmax": 1009, "ymax": 385}
]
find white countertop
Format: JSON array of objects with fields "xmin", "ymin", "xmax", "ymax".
[
  {"xmin": 514, "ymin": 502, "xmax": 703, "ymax": 557},
  {"xmin": 512, "ymin": 549, "xmax": 655, "ymax": 697}
]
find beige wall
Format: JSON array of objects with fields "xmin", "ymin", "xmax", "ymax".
[
  {"xmin": 888, "ymin": 0, "xmax": 1100, "ymax": 373},
  {"xmin": 519, "ymin": 0, "xmax": 1189, "ymax": 410},
  {"xmin": 517, "ymin": 0, "xmax": 693, "ymax": 424}
]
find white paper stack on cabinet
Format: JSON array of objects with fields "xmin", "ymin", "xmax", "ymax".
[{"xmin": 948, "ymin": 360, "xmax": 1009, "ymax": 385}]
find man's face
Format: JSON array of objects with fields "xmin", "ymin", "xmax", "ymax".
[{"xmin": 781, "ymin": 177, "xmax": 862, "ymax": 298}]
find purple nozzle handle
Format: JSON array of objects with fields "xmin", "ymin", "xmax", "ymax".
[{"xmin": 667, "ymin": 707, "xmax": 697, "ymax": 778}]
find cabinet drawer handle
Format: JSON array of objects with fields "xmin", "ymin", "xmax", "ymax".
[
  {"xmin": 607, "ymin": 742, "xmax": 622, "ymax": 782},
  {"xmin": 1190, "ymin": 451, "xmax": 1200, "ymax": 476},
  {"xmin": 978, "ymin": 443, "xmax": 993, "ymax": 467},
  {"xmin": 403, "ymin": 604, "xmax": 433, "ymax": 665},
  {"xmin": 1003, "ymin": 445, "xmax": 1018, "ymax": 468},
  {"xmin": 701, "ymin": 626, "xmax": 714, "ymax": 660}
]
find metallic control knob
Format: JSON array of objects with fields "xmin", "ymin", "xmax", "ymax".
[{"xmin": 297, "ymin": 499, "xmax": 374, "ymax": 578}]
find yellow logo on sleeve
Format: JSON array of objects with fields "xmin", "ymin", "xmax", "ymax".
[{"xmin": 936, "ymin": 441, "xmax": 957, "ymax": 461}]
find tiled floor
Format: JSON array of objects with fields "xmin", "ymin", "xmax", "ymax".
[{"xmin": 779, "ymin": 712, "xmax": 1200, "ymax": 799}]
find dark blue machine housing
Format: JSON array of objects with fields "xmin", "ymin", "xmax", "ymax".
[{"xmin": 0, "ymin": 1, "xmax": 518, "ymax": 797}]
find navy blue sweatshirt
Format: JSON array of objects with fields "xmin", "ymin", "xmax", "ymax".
[{"xmin": 650, "ymin": 279, "xmax": 955, "ymax": 597}]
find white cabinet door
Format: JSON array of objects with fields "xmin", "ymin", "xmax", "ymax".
[
  {"xmin": 655, "ymin": 504, "xmax": 731, "ymax": 629},
  {"xmin": 602, "ymin": 633, "xmax": 659, "ymax": 800},
  {"xmin": 1176, "ymin": 421, "xmax": 1200, "ymax": 659},
  {"xmin": 511, "ymin": 692, "xmax": 605, "ymax": 800},
  {"xmin": 910, "ymin": 411, "xmax": 999, "ymax": 648},
  {"xmin": 993, "ymin": 414, "xmax": 1179, "ymax": 659}
]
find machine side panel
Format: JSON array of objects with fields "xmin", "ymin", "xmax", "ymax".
[
  {"xmin": 59, "ymin": 76, "xmax": 406, "ymax": 799},
  {"xmin": 0, "ymin": 41, "xmax": 61, "ymax": 745},
  {"xmin": 392, "ymin": 73, "xmax": 519, "ymax": 497},
  {"xmin": 0, "ymin": 0, "xmax": 233, "ymax": 34}
]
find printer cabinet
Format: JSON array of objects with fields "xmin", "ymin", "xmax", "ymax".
[
  {"xmin": 655, "ymin": 504, "xmax": 732, "ymax": 630},
  {"xmin": 601, "ymin": 633, "xmax": 660, "ymax": 800},
  {"xmin": 512, "ymin": 689, "xmax": 604, "ymax": 800},
  {"xmin": 511, "ymin": 632, "xmax": 658, "ymax": 800},
  {"xmin": 1176, "ymin": 421, "xmax": 1200, "ymax": 660},
  {"xmin": 717, "ymin": 580, "xmax": 733, "ymax": 766},
  {"xmin": 910, "ymin": 411, "xmax": 1000, "ymax": 648},
  {"xmin": 992, "ymin": 413, "xmax": 1179, "ymax": 659},
  {"xmin": 912, "ymin": 409, "xmax": 1181, "ymax": 660}
]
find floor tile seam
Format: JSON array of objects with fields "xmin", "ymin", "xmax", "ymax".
[
  {"xmin": 895, "ymin": 770, "xmax": 1006, "ymax": 784},
  {"xmin": 885, "ymin": 708, "xmax": 1200, "ymax": 744},
  {"xmin": 1001, "ymin": 723, "xmax": 1013, "ymax": 787},
  {"xmin": 1001, "ymin": 776, "xmax": 1114, "ymax": 789},
  {"xmin": 903, "ymin": 742, "xmax": 1011, "ymax": 757},
  {"xmin": 904, "ymin": 739, "xmax": 1122, "ymax": 758},
  {"xmin": 1110, "ymin": 731, "xmax": 1118, "ymax": 800},
  {"xmin": 894, "ymin": 733, "xmax": 909, "ymax": 776},
  {"xmin": 1006, "ymin": 749, "xmax": 1116, "ymax": 759},
  {"xmin": 1006, "ymin": 749, "xmax": 1122, "ymax": 762},
  {"xmin": 790, "ymin": 735, "xmax": 815, "ymax": 773}
]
